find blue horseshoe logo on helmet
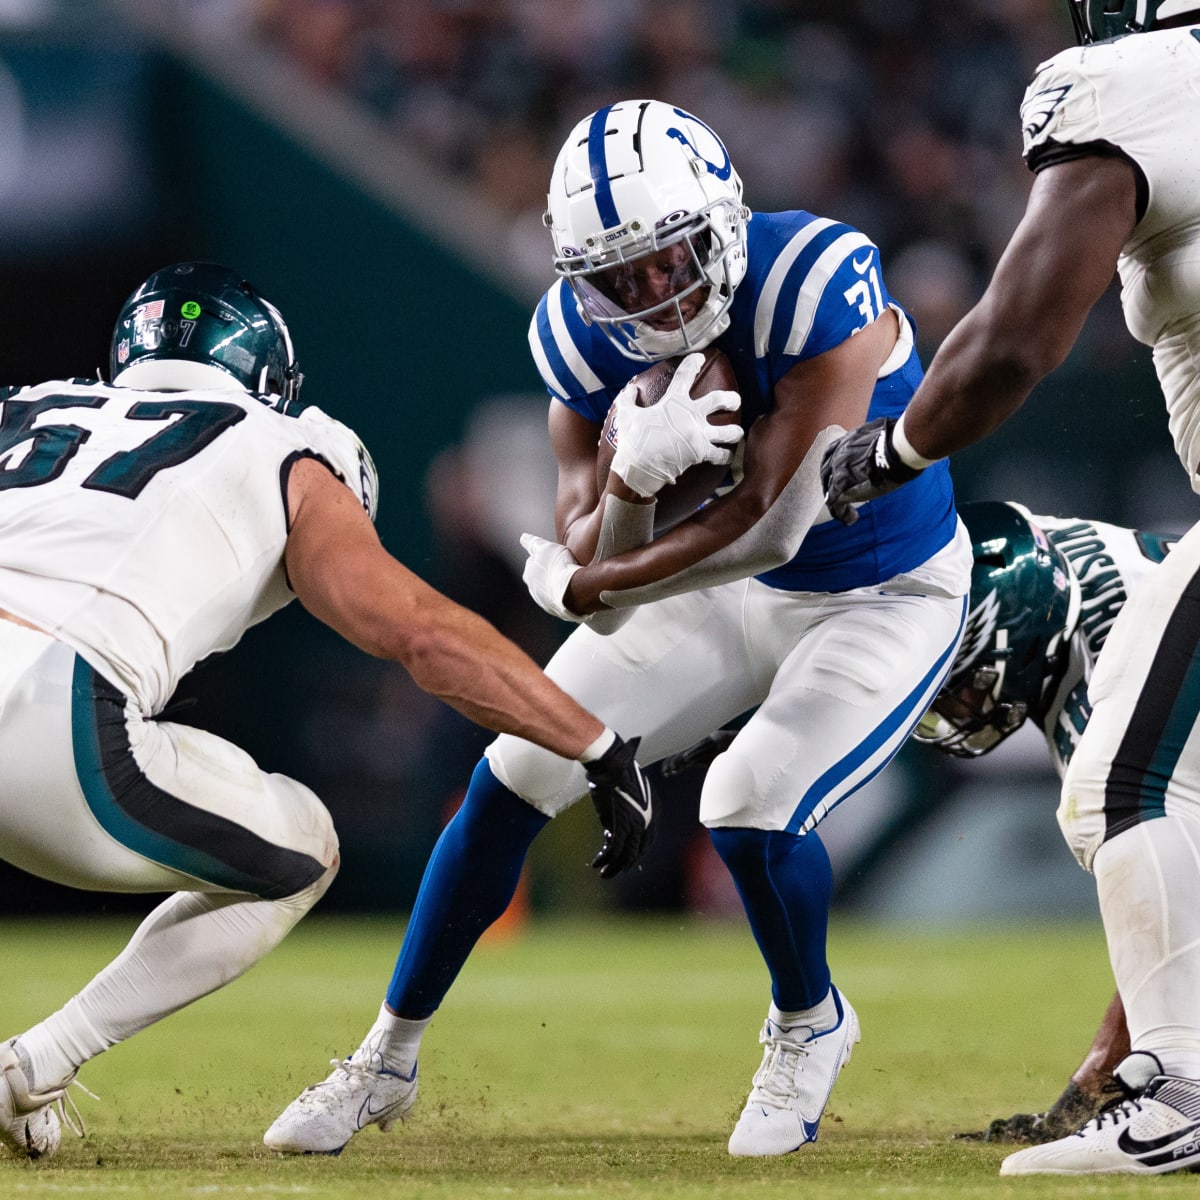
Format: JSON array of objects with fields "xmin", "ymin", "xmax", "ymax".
[{"xmin": 665, "ymin": 110, "xmax": 732, "ymax": 181}]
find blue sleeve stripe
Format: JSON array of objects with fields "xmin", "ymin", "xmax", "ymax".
[
  {"xmin": 587, "ymin": 105, "xmax": 621, "ymax": 228},
  {"xmin": 782, "ymin": 231, "xmax": 873, "ymax": 356}
]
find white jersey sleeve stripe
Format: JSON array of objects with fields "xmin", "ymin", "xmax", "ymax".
[
  {"xmin": 783, "ymin": 231, "xmax": 873, "ymax": 358},
  {"xmin": 527, "ymin": 311, "xmax": 569, "ymax": 401},
  {"xmin": 546, "ymin": 282, "xmax": 606, "ymax": 396},
  {"xmin": 753, "ymin": 217, "xmax": 838, "ymax": 357}
]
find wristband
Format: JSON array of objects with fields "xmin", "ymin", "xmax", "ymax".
[
  {"xmin": 891, "ymin": 414, "xmax": 938, "ymax": 470},
  {"xmin": 579, "ymin": 727, "xmax": 618, "ymax": 764}
]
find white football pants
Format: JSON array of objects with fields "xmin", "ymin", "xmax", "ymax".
[
  {"xmin": 487, "ymin": 568, "xmax": 967, "ymax": 832},
  {"xmin": 1060, "ymin": 518, "xmax": 1200, "ymax": 1075},
  {"xmin": 0, "ymin": 621, "xmax": 338, "ymax": 1088}
]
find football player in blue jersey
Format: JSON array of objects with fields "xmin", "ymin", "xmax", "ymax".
[
  {"xmin": 267, "ymin": 99, "xmax": 972, "ymax": 1159},
  {"xmin": 822, "ymin": 0, "xmax": 1200, "ymax": 1177}
]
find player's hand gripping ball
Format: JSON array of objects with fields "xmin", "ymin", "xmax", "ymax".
[{"xmin": 597, "ymin": 348, "xmax": 743, "ymax": 526}]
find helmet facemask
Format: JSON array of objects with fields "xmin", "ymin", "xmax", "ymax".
[
  {"xmin": 914, "ymin": 654, "xmax": 1030, "ymax": 758},
  {"xmin": 914, "ymin": 501, "xmax": 1081, "ymax": 759},
  {"xmin": 555, "ymin": 198, "xmax": 747, "ymax": 362}
]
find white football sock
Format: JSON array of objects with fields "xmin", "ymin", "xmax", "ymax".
[
  {"xmin": 769, "ymin": 988, "xmax": 839, "ymax": 1038},
  {"xmin": 16, "ymin": 871, "xmax": 333, "ymax": 1092},
  {"xmin": 351, "ymin": 1003, "xmax": 428, "ymax": 1075},
  {"xmin": 1094, "ymin": 815, "xmax": 1200, "ymax": 1080}
]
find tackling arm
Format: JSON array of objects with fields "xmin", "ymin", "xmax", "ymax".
[
  {"xmin": 284, "ymin": 457, "xmax": 606, "ymax": 759},
  {"xmin": 898, "ymin": 156, "xmax": 1139, "ymax": 461}
]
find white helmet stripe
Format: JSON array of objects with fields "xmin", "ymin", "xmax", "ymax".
[{"xmin": 547, "ymin": 282, "xmax": 606, "ymax": 394}]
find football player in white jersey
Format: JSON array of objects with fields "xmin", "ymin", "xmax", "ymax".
[
  {"xmin": 822, "ymin": 0, "xmax": 1200, "ymax": 1176},
  {"xmin": 267, "ymin": 100, "xmax": 971, "ymax": 1159},
  {"xmin": 0, "ymin": 262, "xmax": 653, "ymax": 1160},
  {"xmin": 915, "ymin": 502, "xmax": 1174, "ymax": 1145}
]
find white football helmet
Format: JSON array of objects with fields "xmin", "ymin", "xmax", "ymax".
[{"xmin": 544, "ymin": 99, "xmax": 750, "ymax": 362}]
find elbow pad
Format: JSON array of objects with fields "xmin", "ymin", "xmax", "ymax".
[{"xmin": 587, "ymin": 494, "xmax": 656, "ymax": 636}]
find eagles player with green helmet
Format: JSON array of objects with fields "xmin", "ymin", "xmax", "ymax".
[
  {"xmin": 821, "ymin": 0, "xmax": 1200, "ymax": 1175},
  {"xmin": 0, "ymin": 263, "xmax": 653, "ymax": 1160},
  {"xmin": 914, "ymin": 501, "xmax": 1175, "ymax": 1146}
]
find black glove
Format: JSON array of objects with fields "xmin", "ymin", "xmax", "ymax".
[
  {"xmin": 660, "ymin": 729, "xmax": 739, "ymax": 777},
  {"xmin": 584, "ymin": 734, "xmax": 656, "ymax": 879},
  {"xmin": 820, "ymin": 416, "xmax": 924, "ymax": 526}
]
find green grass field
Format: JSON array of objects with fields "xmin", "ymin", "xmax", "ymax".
[{"xmin": 1, "ymin": 912, "xmax": 1191, "ymax": 1198}]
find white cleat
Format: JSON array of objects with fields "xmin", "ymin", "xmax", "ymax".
[
  {"xmin": 0, "ymin": 1040, "xmax": 66, "ymax": 1160},
  {"xmin": 264, "ymin": 1055, "xmax": 418, "ymax": 1155},
  {"xmin": 727, "ymin": 988, "xmax": 860, "ymax": 1157},
  {"xmin": 1000, "ymin": 1052, "xmax": 1200, "ymax": 1176}
]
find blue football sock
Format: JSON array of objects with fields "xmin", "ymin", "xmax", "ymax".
[
  {"xmin": 708, "ymin": 826, "xmax": 833, "ymax": 1011},
  {"xmin": 385, "ymin": 759, "xmax": 548, "ymax": 1019}
]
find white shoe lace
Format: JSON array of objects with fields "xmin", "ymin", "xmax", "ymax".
[
  {"xmin": 52, "ymin": 1077, "xmax": 98, "ymax": 1141},
  {"xmin": 751, "ymin": 1030, "xmax": 810, "ymax": 1108},
  {"xmin": 311, "ymin": 1057, "xmax": 390, "ymax": 1095}
]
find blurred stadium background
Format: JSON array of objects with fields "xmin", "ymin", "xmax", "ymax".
[{"xmin": 1, "ymin": 0, "xmax": 1193, "ymax": 930}]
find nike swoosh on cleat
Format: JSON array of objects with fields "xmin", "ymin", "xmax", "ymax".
[
  {"xmin": 1117, "ymin": 1121, "xmax": 1200, "ymax": 1157},
  {"xmin": 357, "ymin": 1093, "xmax": 402, "ymax": 1128},
  {"xmin": 800, "ymin": 1118, "xmax": 821, "ymax": 1143}
]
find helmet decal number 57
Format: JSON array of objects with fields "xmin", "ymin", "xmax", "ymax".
[{"xmin": 0, "ymin": 394, "xmax": 246, "ymax": 499}]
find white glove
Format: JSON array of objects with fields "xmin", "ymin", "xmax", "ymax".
[
  {"xmin": 609, "ymin": 352, "xmax": 743, "ymax": 498},
  {"xmin": 520, "ymin": 533, "xmax": 584, "ymax": 623}
]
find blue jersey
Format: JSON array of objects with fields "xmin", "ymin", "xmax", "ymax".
[{"xmin": 528, "ymin": 210, "xmax": 958, "ymax": 592}]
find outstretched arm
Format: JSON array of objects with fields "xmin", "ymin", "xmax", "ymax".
[
  {"xmin": 284, "ymin": 457, "xmax": 656, "ymax": 875},
  {"xmin": 900, "ymin": 157, "xmax": 1138, "ymax": 460},
  {"xmin": 285, "ymin": 457, "xmax": 603, "ymax": 758},
  {"xmin": 822, "ymin": 156, "xmax": 1138, "ymax": 521}
]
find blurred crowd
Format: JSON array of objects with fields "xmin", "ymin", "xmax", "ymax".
[{"xmin": 237, "ymin": 0, "xmax": 1072, "ymax": 352}]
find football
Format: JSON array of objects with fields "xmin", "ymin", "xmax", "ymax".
[{"xmin": 596, "ymin": 347, "xmax": 741, "ymax": 527}]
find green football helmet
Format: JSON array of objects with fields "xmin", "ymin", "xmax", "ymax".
[
  {"xmin": 914, "ymin": 501, "xmax": 1081, "ymax": 758},
  {"xmin": 110, "ymin": 262, "xmax": 303, "ymax": 410},
  {"xmin": 1068, "ymin": 0, "xmax": 1200, "ymax": 43}
]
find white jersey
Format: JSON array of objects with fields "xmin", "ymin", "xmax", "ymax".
[
  {"xmin": 1035, "ymin": 515, "xmax": 1174, "ymax": 776},
  {"xmin": 1020, "ymin": 25, "xmax": 1200, "ymax": 482},
  {"xmin": 0, "ymin": 378, "xmax": 377, "ymax": 716}
]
